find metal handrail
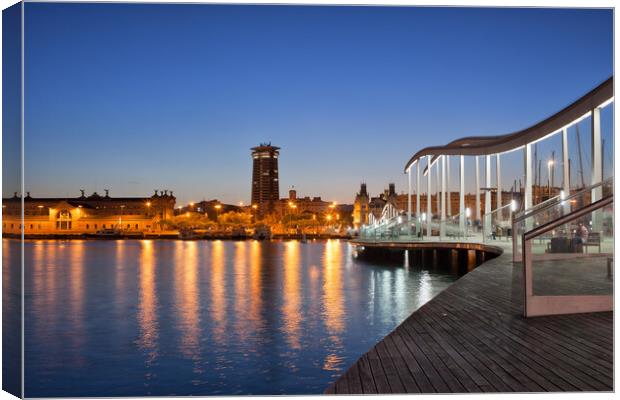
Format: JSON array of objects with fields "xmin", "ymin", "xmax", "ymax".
[
  {"xmin": 482, "ymin": 202, "xmax": 512, "ymax": 219},
  {"xmin": 523, "ymin": 195, "xmax": 613, "ymax": 241},
  {"xmin": 514, "ymin": 177, "xmax": 613, "ymax": 224},
  {"xmin": 513, "ymin": 194, "xmax": 560, "ymax": 220}
]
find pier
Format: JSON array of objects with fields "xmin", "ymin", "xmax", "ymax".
[
  {"xmin": 326, "ymin": 244, "xmax": 612, "ymax": 393},
  {"xmin": 328, "ymin": 77, "xmax": 614, "ymax": 393}
]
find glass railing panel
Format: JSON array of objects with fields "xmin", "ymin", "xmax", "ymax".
[
  {"xmin": 530, "ymin": 204, "xmax": 613, "ymax": 296},
  {"xmin": 522, "ymin": 195, "xmax": 613, "ymax": 317},
  {"xmin": 483, "ymin": 203, "xmax": 515, "ymax": 243},
  {"xmin": 513, "ymin": 177, "xmax": 613, "ymax": 260}
]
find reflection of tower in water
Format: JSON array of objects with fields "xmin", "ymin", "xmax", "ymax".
[{"xmin": 282, "ymin": 241, "xmax": 301, "ymax": 350}]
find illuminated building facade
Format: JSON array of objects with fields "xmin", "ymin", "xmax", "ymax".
[
  {"xmin": 251, "ymin": 143, "xmax": 280, "ymax": 217},
  {"xmin": 2, "ymin": 190, "xmax": 176, "ymax": 235},
  {"xmin": 352, "ymin": 183, "xmax": 369, "ymax": 228}
]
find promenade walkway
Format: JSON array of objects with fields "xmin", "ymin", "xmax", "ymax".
[{"xmin": 326, "ymin": 246, "xmax": 613, "ymax": 393}]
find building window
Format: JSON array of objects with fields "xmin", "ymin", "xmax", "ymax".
[
  {"xmin": 135, "ymin": 224, "xmax": 138, "ymax": 229},
  {"xmin": 56, "ymin": 209, "xmax": 72, "ymax": 230},
  {"xmin": 103, "ymin": 224, "xmax": 106, "ymax": 229},
  {"xmin": 86, "ymin": 224, "xmax": 89, "ymax": 230},
  {"xmin": 127, "ymin": 224, "xmax": 130, "ymax": 229},
  {"xmin": 94, "ymin": 224, "xmax": 98, "ymax": 229},
  {"xmin": 30, "ymin": 224, "xmax": 33, "ymax": 230}
]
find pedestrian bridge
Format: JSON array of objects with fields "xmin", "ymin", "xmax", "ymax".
[{"xmin": 355, "ymin": 77, "xmax": 614, "ymax": 317}]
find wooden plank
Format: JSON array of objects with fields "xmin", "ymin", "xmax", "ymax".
[
  {"xmin": 381, "ymin": 334, "xmax": 423, "ymax": 392},
  {"xmin": 326, "ymin": 251, "xmax": 613, "ymax": 394},
  {"xmin": 365, "ymin": 347, "xmax": 392, "ymax": 393},
  {"xmin": 437, "ymin": 290, "xmax": 612, "ymax": 389},
  {"xmin": 372, "ymin": 340, "xmax": 406, "ymax": 393},
  {"xmin": 357, "ymin": 354, "xmax": 378, "ymax": 394},
  {"xmin": 398, "ymin": 321, "xmax": 465, "ymax": 393}
]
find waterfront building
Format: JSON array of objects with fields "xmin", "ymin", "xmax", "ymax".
[
  {"xmin": 276, "ymin": 188, "xmax": 342, "ymax": 216},
  {"xmin": 2, "ymin": 189, "xmax": 175, "ymax": 235},
  {"xmin": 352, "ymin": 183, "xmax": 370, "ymax": 228},
  {"xmin": 251, "ymin": 143, "xmax": 280, "ymax": 217},
  {"xmin": 176, "ymin": 200, "xmax": 243, "ymax": 220}
]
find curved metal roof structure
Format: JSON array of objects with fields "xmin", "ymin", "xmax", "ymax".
[{"xmin": 404, "ymin": 76, "xmax": 614, "ymax": 173}]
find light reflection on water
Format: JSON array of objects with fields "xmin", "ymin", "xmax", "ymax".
[{"xmin": 14, "ymin": 239, "xmax": 462, "ymax": 396}]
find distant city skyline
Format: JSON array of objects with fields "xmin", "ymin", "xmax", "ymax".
[{"xmin": 6, "ymin": 4, "xmax": 614, "ymax": 205}]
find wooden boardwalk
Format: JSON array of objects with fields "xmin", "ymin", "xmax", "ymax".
[{"xmin": 326, "ymin": 252, "xmax": 613, "ymax": 394}]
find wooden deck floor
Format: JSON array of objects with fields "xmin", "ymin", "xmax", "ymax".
[{"xmin": 326, "ymin": 252, "xmax": 613, "ymax": 394}]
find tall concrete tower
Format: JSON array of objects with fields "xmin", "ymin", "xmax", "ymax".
[{"xmin": 251, "ymin": 143, "xmax": 280, "ymax": 216}]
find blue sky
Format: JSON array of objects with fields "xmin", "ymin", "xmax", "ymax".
[{"xmin": 20, "ymin": 4, "xmax": 613, "ymax": 205}]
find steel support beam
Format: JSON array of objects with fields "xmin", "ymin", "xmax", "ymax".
[
  {"xmin": 459, "ymin": 155, "xmax": 465, "ymax": 234},
  {"xmin": 440, "ymin": 155, "xmax": 446, "ymax": 238},
  {"xmin": 416, "ymin": 162, "xmax": 421, "ymax": 220},
  {"xmin": 484, "ymin": 155, "xmax": 492, "ymax": 239},
  {"xmin": 591, "ymin": 107, "xmax": 602, "ymax": 230},
  {"xmin": 562, "ymin": 128, "xmax": 570, "ymax": 195},
  {"xmin": 524, "ymin": 143, "xmax": 533, "ymax": 229},
  {"xmin": 446, "ymin": 155, "xmax": 451, "ymax": 217},
  {"xmin": 436, "ymin": 159, "xmax": 441, "ymax": 217},
  {"xmin": 496, "ymin": 153, "xmax": 501, "ymax": 220},
  {"xmin": 562, "ymin": 128, "xmax": 570, "ymax": 214},
  {"xmin": 407, "ymin": 167, "xmax": 412, "ymax": 223},
  {"xmin": 426, "ymin": 155, "xmax": 432, "ymax": 239},
  {"xmin": 475, "ymin": 156, "xmax": 480, "ymax": 223}
]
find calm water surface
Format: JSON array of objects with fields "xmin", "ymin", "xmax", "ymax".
[{"xmin": 5, "ymin": 239, "xmax": 465, "ymax": 396}]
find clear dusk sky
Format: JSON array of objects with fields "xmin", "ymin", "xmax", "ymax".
[{"xmin": 18, "ymin": 3, "xmax": 613, "ymax": 205}]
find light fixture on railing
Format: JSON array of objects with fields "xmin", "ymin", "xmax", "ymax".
[
  {"xmin": 511, "ymin": 200, "xmax": 518, "ymax": 212},
  {"xmin": 397, "ymin": 216, "xmax": 402, "ymax": 224},
  {"xmin": 421, "ymin": 212, "xmax": 427, "ymax": 222},
  {"xmin": 465, "ymin": 207, "xmax": 471, "ymax": 218}
]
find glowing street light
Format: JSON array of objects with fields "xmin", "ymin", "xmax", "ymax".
[{"xmin": 510, "ymin": 200, "xmax": 518, "ymax": 212}]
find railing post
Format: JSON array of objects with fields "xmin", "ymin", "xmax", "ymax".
[{"xmin": 522, "ymin": 238, "xmax": 533, "ymax": 317}]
